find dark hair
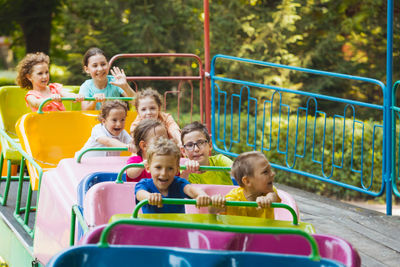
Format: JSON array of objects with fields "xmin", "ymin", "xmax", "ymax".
[
  {"xmin": 146, "ymin": 137, "xmax": 180, "ymax": 165},
  {"xmin": 133, "ymin": 119, "xmax": 166, "ymax": 157},
  {"xmin": 181, "ymin": 121, "xmax": 210, "ymax": 144},
  {"xmin": 83, "ymin": 47, "xmax": 106, "ymax": 67},
  {"xmin": 16, "ymin": 52, "xmax": 50, "ymax": 89},
  {"xmin": 231, "ymin": 151, "xmax": 268, "ymax": 187},
  {"xmin": 98, "ymin": 100, "xmax": 128, "ymax": 122},
  {"xmin": 135, "ymin": 87, "xmax": 162, "ymax": 110}
]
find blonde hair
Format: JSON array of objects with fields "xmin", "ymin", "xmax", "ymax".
[
  {"xmin": 146, "ymin": 137, "xmax": 180, "ymax": 165},
  {"xmin": 231, "ymin": 151, "xmax": 268, "ymax": 187},
  {"xmin": 98, "ymin": 100, "xmax": 128, "ymax": 122},
  {"xmin": 16, "ymin": 52, "xmax": 50, "ymax": 89},
  {"xmin": 135, "ymin": 87, "xmax": 162, "ymax": 110},
  {"xmin": 133, "ymin": 119, "xmax": 166, "ymax": 157}
]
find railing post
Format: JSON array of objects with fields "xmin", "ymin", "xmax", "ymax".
[{"xmin": 386, "ymin": 0, "xmax": 393, "ymax": 215}]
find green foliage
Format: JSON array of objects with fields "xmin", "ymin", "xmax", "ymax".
[{"xmin": 213, "ymin": 112, "xmax": 384, "ymax": 201}]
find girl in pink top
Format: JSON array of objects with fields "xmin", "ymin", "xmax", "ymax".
[
  {"xmin": 130, "ymin": 88, "xmax": 181, "ymax": 147},
  {"xmin": 16, "ymin": 52, "xmax": 84, "ymax": 112},
  {"xmin": 126, "ymin": 119, "xmax": 168, "ymax": 182}
]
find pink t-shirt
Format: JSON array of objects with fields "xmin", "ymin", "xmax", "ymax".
[
  {"xmin": 126, "ymin": 155, "xmax": 151, "ymax": 182},
  {"xmin": 25, "ymin": 83, "xmax": 66, "ymax": 112}
]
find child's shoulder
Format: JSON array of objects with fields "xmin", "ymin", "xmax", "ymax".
[
  {"xmin": 209, "ymin": 154, "xmax": 233, "ymax": 166},
  {"xmin": 225, "ymin": 186, "xmax": 243, "ymax": 199}
]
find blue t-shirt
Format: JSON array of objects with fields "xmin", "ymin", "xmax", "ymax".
[
  {"xmin": 79, "ymin": 75, "xmax": 125, "ymax": 110},
  {"xmin": 135, "ymin": 177, "xmax": 190, "ymax": 214}
]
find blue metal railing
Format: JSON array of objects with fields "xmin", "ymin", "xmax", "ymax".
[{"xmin": 210, "ymin": 54, "xmax": 389, "ymax": 211}]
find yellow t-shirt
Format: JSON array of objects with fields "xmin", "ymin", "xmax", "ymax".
[
  {"xmin": 188, "ymin": 154, "xmax": 233, "ymax": 185},
  {"xmin": 225, "ymin": 186, "xmax": 280, "ymax": 219}
]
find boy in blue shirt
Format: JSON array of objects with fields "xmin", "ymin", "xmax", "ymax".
[{"xmin": 135, "ymin": 137, "xmax": 221, "ymax": 213}]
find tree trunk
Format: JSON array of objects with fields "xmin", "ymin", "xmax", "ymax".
[{"xmin": 18, "ymin": 0, "xmax": 59, "ymax": 54}]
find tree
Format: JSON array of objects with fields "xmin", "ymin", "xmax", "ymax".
[{"xmin": 0, "ymin": 0, "xmax": 61, "ymax": 54}]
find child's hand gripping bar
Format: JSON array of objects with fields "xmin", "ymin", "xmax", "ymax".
[
  {"xmin": 133, "ymin": 198, "xmax": 298, "ymax": 225},
  {"xmin": 98, "ymin": 214, "xmax": 320, "ymax": 262},
  {"xmin": 115, "ymin": 163, "xmax": 231, "ymax": 183},
  {"xmin": 37, "ymin": 96, "xmax": 134, "ymax": 114}
]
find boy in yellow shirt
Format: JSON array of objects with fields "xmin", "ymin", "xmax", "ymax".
[{"xmin": 222, "ymin": 151, "xmax": 281, "ymax": 218}]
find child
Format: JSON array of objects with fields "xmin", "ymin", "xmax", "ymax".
[
  {"xmin": 135, "ymin": 138, "xmax": 220, "ymax": 214},
  {"xmin": 126, "ymin": 119, "xmax": 168, "ymax": 182},
  {"xmin": 16, "ymin": 52, "xmax": 84, "ymax": 112},
  {"xmin": 180, "ymin": 121, "xmax": 233, "ymax": 185},
  {"xmin": 79, "ymin": 47, "xmax": 135, "ymax": 110},
  {"xmin": 130, "ymin": 88, "xmax": 181, "ymax": 147},
  {"xmin": 223, "ymin": 151, "xmax": 281, "ymax": 219},
  {"xmin": 75, "ymin": 100, "xmax": 134, "ymax": 158}
]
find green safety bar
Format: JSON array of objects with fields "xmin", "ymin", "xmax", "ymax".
[
  {"xmin": 115, "ymin": 163, "xmax": 231, "ymax": 184},
  {"xmin": 98, "ymin": 218, "xmax": 320, "ymax": 261},
  {"xmin": 76, "ymin": 147, "xmax": 129, "ymax": 163},
  {"xmin": 37, "ymin": 96, "xmax": 135, "ymax": 114},
  {"xmin": 133, "ymin": 198, "xmax": 298, "ymax": 225},
  {"xmin": 70, "ymin": 204, "xmax": 89, "ymax": 246},
  {"xmin": 0, "ymin": 128, "xmax": 43, "ymax": 237}
]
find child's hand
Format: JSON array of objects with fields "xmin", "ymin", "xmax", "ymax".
[
  {"xmin": 94, "ymin": 93, "xmax": 105, "ymax": 102},
  {"xmin": 256, "ymin": 194, "xmax": 274, "ymax": 209},
  {"xmin": 110, "ymin": 67, "xmax": 128, "ymax": 87},
  {"xmin": 75, "ymin": 94, "xmax": 85, "ymax": 102},
  {"xmin": 148, "ymin": 193, "xmax": 163, "ymax": 208},
  {"xmin": 210, "ymin": 194, "xmax": 226, "ymax": 208},
  {"xmin": 195, "ymin": 195, "xmax": 211, "ymax": 208},
  {"xmin": 127, "ymin": 143, "xmax": 137, "ymax": 154},
  {"xmin": 51, "ymin": 94, "xmax": 62, "ymax": 102},
  {"xmin": 180, "ymin": 160, "xmax": 201, "ymax": 179}
]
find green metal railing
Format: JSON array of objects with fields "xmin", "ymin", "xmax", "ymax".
[
  {"xmin": 76, "ymin": 147, "xmax": 129, "ymax": 163},
  {"xmin": 97, "ymin": 217, "xmax": 320, "ymax": 261},
  {"xmin": 70, "ymin": 205, "xmax": 89, "ymax": 246},
  {"xmin": 37, "ymin": 96, "xmax": 134, "ymax": 114},
  {"xmin": 0, "ymin": 128, "xmax": 43, "ymax": 237},
  {"xmin": 115, "ymin": 163, "xmax": 231, "ymax": 184}
]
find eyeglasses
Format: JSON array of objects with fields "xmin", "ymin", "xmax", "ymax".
[{"xmin": 183, "ymin": 139, "xmax": 209, "ymax": 151}]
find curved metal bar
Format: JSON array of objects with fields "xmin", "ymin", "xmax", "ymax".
[
  {"xmin": 76, "ymin": 147, "xmax": 128, "ymax": 163},
  {"xmin": 132, "ymin": 198, "xmax": 298, "ymax": 225},
  {"xmin": 37, "ymin": 97, "xmax": 134, "ymax": 114},
  {"xmin": 115, "ymin": 163, "xmax": 231, "ymax": 184}
]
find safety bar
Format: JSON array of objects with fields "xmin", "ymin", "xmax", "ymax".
[
  {"xmin": 115, "ymin": 163, "xmax": 231, "ymax": 184},
  {"xmin": 76, "ymin": 147, "xmax": 129, "ymax": 163},
  {"xmin": 133, "ymin": 198, "xmax": 298, "ymax": 225},
  {"xmin": 98, "ymin": 217, "xmax": 319, "ymax": 261},
  {"xmin": 37, "ymin": 97, "xmax": 134, "ymax": 114}
]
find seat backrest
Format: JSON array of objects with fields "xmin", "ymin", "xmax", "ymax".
[
  {"xmin": 83, "ymin": 182, "xmax": 137, "ymax": 226},
  {"xmin": 0, "ymin": 86, "xmax": 31, "ymax": 137},
  {"xmin": 16, "ymin": 110, "xmax": 137, "ymax": 190}
]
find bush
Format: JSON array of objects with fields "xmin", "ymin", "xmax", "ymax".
[{"xmin": 213, "ymin": 113, "xmax": 385, "ymax": 201}]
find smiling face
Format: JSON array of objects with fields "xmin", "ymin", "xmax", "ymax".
[
  {"xmin": 84, "ymin": 54, "xmax": 109, "ymax": 82},
  {"xmin": 137, "ymin": 96, "xmax": 160, "ymax": 120},
  {"xmin": 102, "ymin": 107, "xmax": 127, "ymax": 136},
  {"xmin": 181, "ymin": 130, "xmax": 211, "ymax": 166},
  {"xmin": 244, "ymin": 156, "xmax": 275, "ymax": 197},
  {"xmin": 146, "ymin": 154, "xmax": 179, "ymax": 195},
  {"xmin": 27, "ymin": 62, "xmax": 49, "ymax": 90}
]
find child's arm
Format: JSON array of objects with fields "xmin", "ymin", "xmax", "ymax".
[
  {"xmin": 97, "ymin": 136, "xmax": 134, "ymax": 150},
  {"xmin": 26, "ymin": 94, "xmax": 62, "ymax": 110},
  {"xmin": 110, "ymin": 67, "xmax": 136, "ymax": 97},
  {"xmin": 163, "ymin": 113, "xmax": 182, "ymax": 147},
  {"xmin": 256, "ymin": 191, "xmax": 280, "ymax": 209},
  {"xmin": 81, "ymin": 94, "xmax": 105, "ymax": 110},
  {"xmin": 60, "ymin": 90, "xmax": 85, "ymax": 102},
  {"xmin": 136, "ymin": 190, "xmax": 163, "ymax": 208},
  {"xmin": 126, "ymin": 159, "xmax": 146, "ymax": 180},
  {"xmin": 183, "ymin": 185, "xmax": 210, "ymax": 208}
]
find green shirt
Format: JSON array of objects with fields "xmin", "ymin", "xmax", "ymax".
[{"xmin": 188, "ymin": 154, "xmax": 233, "ymax": 185}]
